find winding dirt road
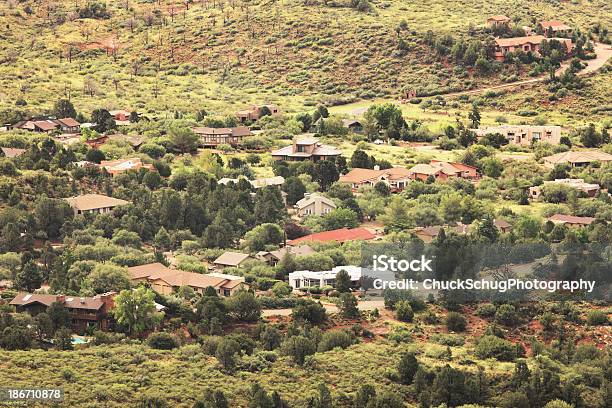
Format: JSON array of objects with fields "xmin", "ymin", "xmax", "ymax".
[{"xmin": 348, "ymin": 42, "xmax": 611, "ymax": 115}]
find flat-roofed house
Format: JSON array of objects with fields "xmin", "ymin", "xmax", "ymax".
[
  {"xmin": 192, "ymin": 126, "xmax": 253, "ymax": 147},
  {"xmin": 529, "ymin": 179, "xmax": 601, "ymax": 200},
  {"xmin": 10, "ymin": 291, "xmax": 116, "ymax": 333},
  {"xmin": 271, "ymin": 137, "xmax": 342, "ymax": 161},
  {"xmin": 235, "ymin": 105, "xmax": 280, "ymax": 123},
  {"xmin": 127, "ymin": 263, "xmax": 248, "ymax": 296},
  {"xmin": 547, "ymin": 214, "xmax": 597, "ymax": 228},
  {"xmin": 289, "ymin": 265, "xmax": 362, "ymax": 290},
  {"xmin": 65, "ymin": 194, "xmax": 130, "ymax": 216},
  {"xmin": 474, "ymin": 125, "xmax": 562, "ymax": 145},
  {"xmin": 487, "ymin": 15, "xmax": 511, "ymax": 28},
  {"xmin": 539, "ymin": 21, "xmax": 573, "ymax": 37},
  {"xmin": 542, "ymin": 151, "xmax": 612, "ymax": 168},
  {"xmin": 256, "ymin": 245, "xmax": 315, "ymax": 266},
  {"xmin": 339, "ymin": 166, "xmax": 412, "ymax": 192},
  {"xmin": 100, "ymin": 158, "xmax": 155, "ymax": 176},
  {"xmin": 213, "ymin": 251, "xmax": 253, "ymax": 268},
  {"xmin": 295, "ymin": 193, "xmax": 336, "ymax": 217}
]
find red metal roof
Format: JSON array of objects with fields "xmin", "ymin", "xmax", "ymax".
[{"xmin": 288, "ymin": 227, "xmax": 376, "ymax": 245}]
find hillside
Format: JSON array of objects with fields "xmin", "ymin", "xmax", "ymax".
[{"xmin": 0, "ymin": 0, "xmax": 610, "ymax": 116}]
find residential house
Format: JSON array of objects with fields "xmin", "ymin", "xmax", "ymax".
[
  {"xmin": 547, "ymin": 214, "xmax": 596, "ymax": 228},
  {"xmin": 10, "ymin": 118, "xmax": 80, "ymax": 134},
  {"xmin": 100, "ymin": 158, "xmax": 155, "ymax": 176},
  {"xmin": 487, "ymin": 15, "xmax": 511, "ymax": 28},
  {"xmin": 339, "ymin": 166, "xmax": 412, "ymax": 192},
  {"xmin": 10, "ymin": 292, "xmax": 115, "ymax": 333},
  {"xmin": 128, "ymin": 263, "xmax": 248, "ymax": 297},
  {"xmin": 342, "ymin": 119, "xmax": 364, "ymax": 134},
  {"xmin": 287, "ymin": 227, "xmax": 377, "ymax": 245},
  {"xmin": 493, "ymin": 36, "xmax": 572, "ymax": 61},
  {"xmin": 213, "ymin": 251, "xmax": 253, "ymax": 268},
  {"xmin": 288, "ymin": 265, "xmax": 362, "ymax": 290},
  {"xmin": 256, "ymin": 245, "xmax": 315, "ymax": 266},
  {"xmin": 192, "ymin": 126, "xmax": 253, "ymax": 147},
  {"xmin": 474, "ymin": 125, "xmax": 562, "ymax": 145},
  {"xmin": 542, "ymin": 151, "xmax": 612, "ymax": 168},
  {"xmin": 295, "ymin": 193, "xmax": 336, "ymax": 217},
  {"xmin": 109, "ymin": 110, "xmax": 132, "ymax": 125},
  {"xmin": 413, "ymin": 224, "xmax": 470, "ymax": 243},
  {"xmin": 108, "ymin": 134, "xmax": 145, "ymax": 150},
  {"xmin": 408, "ymin": 161, "xmax": 479, "ymax": 182},
  {"xmin": 85, "ymin": 135, "xmax": 109, "ymax": 149},
  {"xmin": 64, "ymin": 194, "xmax": 130, "ymax": 216},
  {"xmin": 539, "ymin": 21, "xmax": 572, "ymax": 37},
  {"xmin": 235, "ymin": 105, "xmax": 280, "ymax": 123},
  {"xmin": 529, "ymin": 179, "xmax": 601, "ymax": 200},
  {"xmin": 1, "ymin": 147, "xmax": 26, "ymax": 158},
  {"xmin": 271, "ymin": 137, "xmax": 342, "ymax": 161},
  {"xmin": 494, "ymin": 219, "xmax": 513, "ymax": 234}
]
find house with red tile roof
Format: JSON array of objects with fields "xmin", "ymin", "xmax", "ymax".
[
  {"xmin": 408, "ymin": 161, "xmax": 479, "ymax": 182},
  {"xmin": 487, "ymin": 15, "xmax": 511, "ymax": 28},
  {"xmin": 539, "ymin": 20, "xmax": 573, "ymax": 37},
  {"xmin": 287, "ymin": 227, "xmax": 377, "ymax": 245},
  {"xmin": 339, "ymin": 166, "xmax": 412, "ymax": 192},
  {"xmin": 493, "ymin": 35, "xmax": 572, "ymax": 61}
]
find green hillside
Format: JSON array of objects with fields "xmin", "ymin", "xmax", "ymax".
[{"xmin": 0, "ymin": 0, "xmax": 610, "ymax": 117}]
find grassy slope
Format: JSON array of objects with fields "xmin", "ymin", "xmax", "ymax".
[{"xmin": 0, "ymin": 0, "xmax": 610, "ymax": 118}]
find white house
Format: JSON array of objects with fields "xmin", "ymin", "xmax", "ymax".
[{"xmin": 288, "ymin": 265, "xmax": 362, "ymax": 290}]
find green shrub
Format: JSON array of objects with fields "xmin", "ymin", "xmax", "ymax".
[
  {"xmin": 475, "ymin": 335, "xmax": 516, "ymax": 361},
  {"xmin": 586, "ymin": 310, "xmax": 609, "ymax": 326},
  {"xmin": 495, "ymin": 304, "xmax": 519, "ymax": 326},
  {"xmin": 317, "ymin": 330, "xmax": 354, "ymax": 352},
  {"xmin": 430, "ymin": 333, "xmax": 465, "ymax": 346},
  {"xmin": 445, "ymin": 312, "xmax": 467, "ymax": 332},
  {"xmin": 147, "ymin": 332, "xmax": 179, "ymax": 350},
  {"xmin": 476, "ymin": 303, "xmax": 497, "ymax": 318},
  {"xmin": 395, "ymin": 301, "xmax": 414, "ymax": 322}
]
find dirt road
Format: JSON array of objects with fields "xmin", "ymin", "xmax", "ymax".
[{"xmin": 348, "ymin": 42, "xmax": 611, "ymax": 115}]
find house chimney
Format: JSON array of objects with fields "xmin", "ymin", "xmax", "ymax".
[
  {"xmin": 374, "ymin": 165, "xmax": 380, "ymax": 171},
  {"xmin": 303, "ymin": 193, "xmax": 310, "ymax": 199},
  {"xmin": 79, "ymin": 297, "xmax": 85, "ymax": 304},
  {"xmin": 56, "ymin": 294, "xmax": 66, "ymax": 304}
]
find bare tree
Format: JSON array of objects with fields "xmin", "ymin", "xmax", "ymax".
[{"xmin": 83, "ymin": 77, "xmax": 98, "ymax": 97}]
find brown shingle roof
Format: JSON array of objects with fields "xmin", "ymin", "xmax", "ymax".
[
  {"xmin": 213, "ymin": 252, "xmax": 252, "ymax": 267},
  {"xmin": 56, "ymin": 118, "xmax": 80, "ymax": 127},
  {"xmin": 495, "ymin": 35, "xmax": 546, "ymax": 47},
  {"xmin": 65, "ymin": 194, "xmax": 130, "ymax": 211},
  {"xmin": 127, "ymin": 263, "xmax": 245, "ymax": 290},
  {"xmin": 543, "ymin": 151, "xmax": 612, "ymax": 165},
  {"xmin": 10, "ymin": 292, "xmax": 104, "ymax": 311},
  {"xmin": 1, "ymin": 147, "xmax": 27, "ymax": 158},
  {"xmin": 547, "ymin": 214, "xmax": 596, "ymax": 225}
]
